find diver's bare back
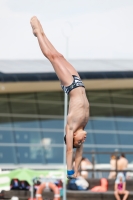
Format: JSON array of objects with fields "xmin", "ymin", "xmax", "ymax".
[{"xmin": 67, "ymin": 87, "xmax": 89, "ymax": 132}]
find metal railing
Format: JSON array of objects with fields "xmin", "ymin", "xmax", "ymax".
[{"xmin": 83, "ymin": 150, "xmax": 133, "ymax": 178}]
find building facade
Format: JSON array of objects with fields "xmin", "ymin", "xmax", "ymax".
[{"xmin": 0, "ymin": 60, "xmax": 133, "ymax": 167}]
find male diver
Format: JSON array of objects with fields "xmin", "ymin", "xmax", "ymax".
[{"xmin": 30, "ymin": 16, "xmax": 89, "ymax": 179}]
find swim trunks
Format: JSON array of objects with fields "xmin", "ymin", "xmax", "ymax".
[{"xmin": 61, "ymin": 75, "xmax": 85, "ymax": 94}]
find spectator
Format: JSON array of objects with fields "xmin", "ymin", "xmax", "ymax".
[
  {"xmin": 118, "ymin": 153, "xmax": 128, "ymax": 177},
  {"xmin": 91, "ymin": 178, "xmax": 108, "ymax": 192},
  {"xmin": 108, "ymin": 154, "xmax": 117, "ymax": 179},
  {"xmin": 73, "ymin": 157, "xmax": 92, "ymax": 179},
  {"xmin": 67, "ymin": 170, "xmax": 89, "ymax": 191},
  {"xmin": 80, "ymin": 157, "xmax": 92, "ymax": 179},
  {"xmin": 114, "ymin": 172, "xmax": 129, "ymax": 200}
]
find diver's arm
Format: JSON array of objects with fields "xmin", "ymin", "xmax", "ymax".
[
  {"xmin": 74, "ymin": 144, "xmax": 83, "ymax": 175},
  {"xmin": 66, "ymin": 125, "xmax": 73, "ymax": 170}
]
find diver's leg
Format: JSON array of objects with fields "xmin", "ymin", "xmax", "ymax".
[
  {"xmin": 30, "ymin": 16, "xmax": 74, "ymax": 86},
  {"xmin": 31, "ymin": 16, "xmax": 80, "ymax": 79}
]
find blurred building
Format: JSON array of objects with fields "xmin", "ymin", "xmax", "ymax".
[{"xmin": 0, "ymin": 60, "xmax": 133, "ymax": 168}]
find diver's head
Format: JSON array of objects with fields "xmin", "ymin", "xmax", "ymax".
[
  {"xmin": 73, "ymin": 129, "xmax": 87, "ymax": 148},
  {"xmin": 64, "ymin": 129, "xmax": 87, "ymax": 148}
]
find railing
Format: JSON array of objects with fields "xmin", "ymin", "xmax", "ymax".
[
  {"xmin": 1, "ymin": 150, "xmax": 133, "ymax": 180},
  {"xmin": 83, "ymin": 150, "xmax": 133, "ymax": 178}
]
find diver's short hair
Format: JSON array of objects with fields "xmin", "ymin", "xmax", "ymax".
[{"xmin": 64, "ymin": 135, "xmax": 80, "ymax": 149}]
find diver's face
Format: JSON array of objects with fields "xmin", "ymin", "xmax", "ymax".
[{"xmin": 73, "ymin": 130, "xmax": 87, "ymax": 148}]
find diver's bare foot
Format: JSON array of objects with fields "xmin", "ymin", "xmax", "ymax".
[
  {"xmin": 38, "ymin": 20, "xmax": 45, "ymax": 36},
  {"xmin": 30, "ymin": 16, "xmax": 41, "ymax": 37}
]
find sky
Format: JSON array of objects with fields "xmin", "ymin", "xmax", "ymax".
[{"xmin": 0, "ymin": 0, "xmax": 133, "ymax": 59}]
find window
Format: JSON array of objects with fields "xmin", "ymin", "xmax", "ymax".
[
  {"xmin": 91, "ymin": 118, "xmax": 116, "ymax": 130},
  {"xmin": 42, "ymin": 131, "xmax": 63, "ymax": 144},
  {"xmin": 85, "ymin": 121, "xmax": 95, "ymax": 145},
  {"xmin": 44, "ymin": 147, "xmax": 63, "ymax": 164},
  {"xmin": 119, "ymin": 134, "xmax": 133, "ymax": 145},
  {"xmin": 116, "ymin": 119, "xmax": 133, "ymax": 131},
  {"xmin": 15, "ymin": 131, "xmax": 41, "ymax": 144},
  {"xmin": 0, "ymin": 147, "xmax": 16, "ymax": 163},
  {"xmin": 87, "ymin": 91, "xmax": 113, "ymax": 117},
  {"xmin": 16, "ymin": 146, "xmax": 44, "ymax": 164},
  {"xmin": 40, "ymin": 119, "xmax": 64, "ymax": 129},
  {"xmin": 0, "ymin": 94, "xmax": 12, "ymax": 127},
  {"xmin": 37, "ymin": 92, "xmax": 64, "ymax": 116},
  {"xmin": 0, "ymin": 131, "xmax": 14, "ymax": 143},
  {"xmin": 111, "ymin": 90, "xmax": 133, "ymax": 117},
  {"xmin": 94, "ymin": 133, "xmax": 117, "ymax": 145}
]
